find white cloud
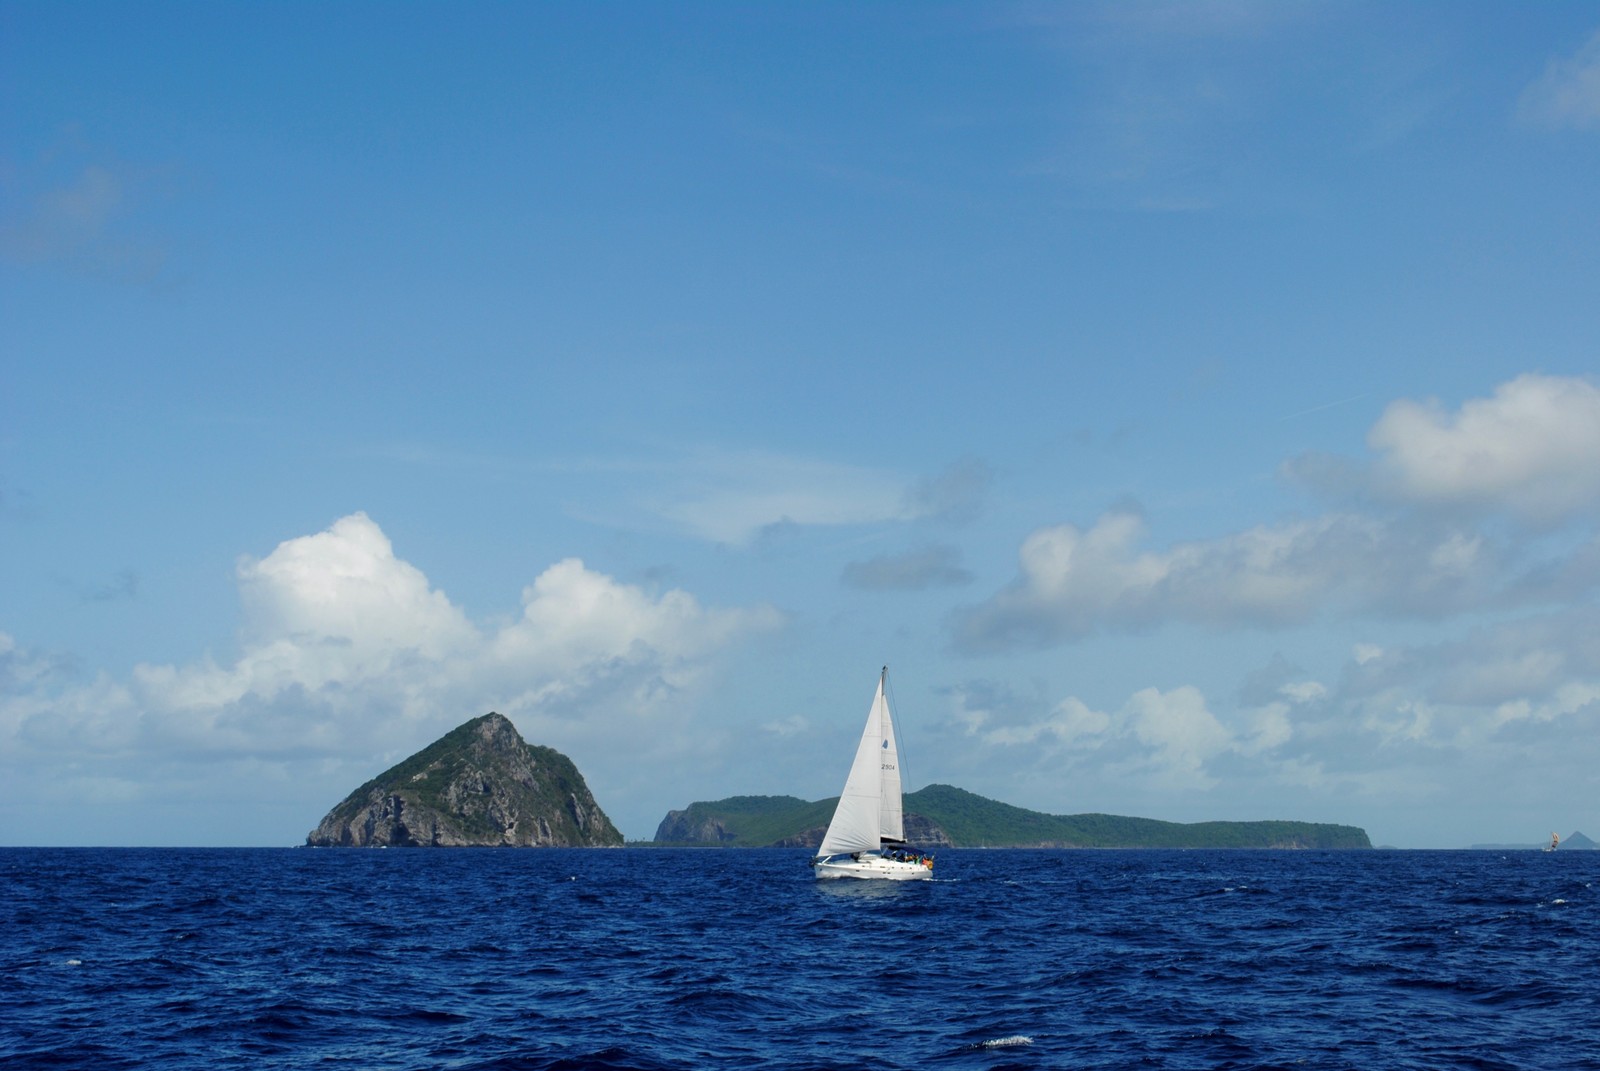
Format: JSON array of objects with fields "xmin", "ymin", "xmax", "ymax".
[
  {"xmin": 980, "ymin": 695, "xmax": 1111, "ymax": 748},
  {"xmin": 237, "ymin": 513, "xmax": 478, "ymax": 661},
  {"xmin": 487, "ymin": 557, "xmax": 779, "ymax": 717},
  {"xmin": 1122, "ymin": 685, "xmax": 1232, "ymax": 786},
  {"xmin": 963, "ymin": 681, "xmax": 1275, "ymax": 792},
  {"xmin": 1519, "ymin": 30, "xmax": 1600, "ymax": 130},
  {"xmin": 567, "ymin": 450, "xmax": 986, "ymax": 548},
  {"xmin": 762, "ymin": 714, "xmax": 809, "ymax": 737},
  {"xmin": 1240, "ymin": 701, "xmax": 1293, "ymax": 755},
  {"xmin": 0, "ymin": 513, "xmax": 782, "ymax": 772},
  {"xmin": 953, "ymin": 508, "xmax": 1516, "ymax": 650},
  {"xmin": 950, "ymin": 604, "xmax": 1600, "ymax": 828},
  {"xmin": 1280, "ymin": 680, "xmax": 1326, "ymax": 703},
  {"xmin": 1366, "ymin": 374, "xmax": 1600, "ymax": 523},
  {"xmin": 961, "ymin": 375, "xmax": 1600, "ymax": 652},
  {"xmin": 1344, "ymin": 609, "xmax": 1600, "ymax": 712}
]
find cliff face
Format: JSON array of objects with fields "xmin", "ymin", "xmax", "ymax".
[
  {"xmin": 653, "ymin": 808, "xmax": 742, "ymax": 845},
  {"xmin": 306, "ymin": 712, "xmax": 622, "ymax": 848}
]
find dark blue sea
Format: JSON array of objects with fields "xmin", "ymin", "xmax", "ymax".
[{"xmin": 4, "ymin": 848, "xmax": 1596, "ymax": 1070}]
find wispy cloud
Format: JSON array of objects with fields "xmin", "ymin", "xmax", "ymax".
[
  {"xmin": 904, "ymin": 457, "xmax": 994, "ymax": 525},
  {"xmin": 639, "ymin": 450, "xmax": 978, "ymax": 546},
  {"xmin": 81, "ymin": 569, "xmax": 139, "ymax": 605},
  {"xmin": 0, "ymin": 134, "xmax": 173, "ymax": 283},
  {"xmin": 1519, "ymin": 29, "xmax": 1600, "ymax": 130}
]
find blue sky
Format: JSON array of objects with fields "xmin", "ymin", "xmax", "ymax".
[{"xmin": 3, "ymin": 2, "xmax": 1598, "ymax": 848}]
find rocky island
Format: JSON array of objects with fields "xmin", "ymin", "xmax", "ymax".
[
  {"xmin": 306, "ymin": 712, "xmax": 622, "ymax": 847},
  {"xmin": 655, "ymin": 784, "xmax": 1371, "ymax": 849}
]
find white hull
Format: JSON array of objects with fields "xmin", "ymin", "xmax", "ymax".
[{"xmin": 813, "ymin": 853, "xmax": 932, "ymax": 881}]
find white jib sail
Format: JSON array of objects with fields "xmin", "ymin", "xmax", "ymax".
[{"xmin": 816, "ymin": 673, "xmax": 890, "ymax": 858}]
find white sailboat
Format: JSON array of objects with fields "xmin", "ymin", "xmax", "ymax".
[{"xmin": 812, "ymin": 667, "xmax": 934, "ymax": 880}]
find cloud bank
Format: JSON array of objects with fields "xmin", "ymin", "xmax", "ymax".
[
  {"xmin": 1, "ymin": 512, "xmax": 781, "ymax": 779},
  {"xmin": 941, "ymin": 374, "xmax": 1600, "ymax": 836},
  {"xmin": 948, "ymin": 604, "xmax": 1600, "ymax": 823},
  {"xmin": 956, "ymin": 374, "xmax": 1600, "ymax": 651}
]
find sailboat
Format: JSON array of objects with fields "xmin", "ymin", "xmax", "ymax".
[
  {"xmin": 812, "ymin": 667, "xmax": 934, "ymax": 880},
  {"xmin": 1546, "ymin": 832, "xmax": 1560, "ymax": 852}
]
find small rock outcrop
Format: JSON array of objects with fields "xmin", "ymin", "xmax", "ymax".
[{"xmin": 305, "ymin": 712, "xmax": 622, "ymax": 847}]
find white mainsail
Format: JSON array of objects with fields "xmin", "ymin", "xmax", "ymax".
[
  {"xmin": 816, "ymin": 669, "xmax": 898, "ymax": 858},
  {"xmin": 878, "ymin": 685, "xmax": 904, "ymax": 844}
]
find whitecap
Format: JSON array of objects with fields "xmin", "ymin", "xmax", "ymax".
[{"xmin": 979, "ymin": 1035, "xmax": 1034, "ymax": 1048}]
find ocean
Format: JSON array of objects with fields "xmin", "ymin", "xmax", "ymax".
[{"xmin": 3, "ymin": 847, "xmax": 1595, "ymax": 1070}]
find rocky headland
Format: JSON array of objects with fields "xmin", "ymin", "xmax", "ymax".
[{"xmin": 306, "ymin": 712, "xmax": 622, "ymax": 847}]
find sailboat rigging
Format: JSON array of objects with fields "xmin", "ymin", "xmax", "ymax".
[{"xmin": 811, "ymin": 667, "xmax": 934, "ymax": 880}]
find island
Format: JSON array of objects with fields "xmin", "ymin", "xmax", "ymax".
[
  {"xmin": 1470, "ymin": 831, "xmax": 1597, "ymax": 850},
  {"xmin": 653, "ymin": 784, "xmax": 1371, "ymax": 849},
  {"xmin": 306, "ymin": 712, "xmax": 622, "ymax": 847}
]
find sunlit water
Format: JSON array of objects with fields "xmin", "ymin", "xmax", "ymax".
[{"xmin": 4, "ymin": 847, "xmax": 1596, "ymax": 1070}]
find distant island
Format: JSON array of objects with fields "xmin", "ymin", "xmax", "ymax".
[
  {"xmin": 653, "ymin": 784, "xmax": 1371, "ymax": 849},
  {"xmin": 1470, "ymin": 831, "xmax": 1597, "ymax": 851},
  {"xmin": 306, "ymin": 712, "xmax": 622, "ymax": 847}
]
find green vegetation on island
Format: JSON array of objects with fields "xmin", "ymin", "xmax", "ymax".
[
  {"xmin": 306, "ymin": 712, "xmax": 622, "ymax": 847},
  {"xmin": 653, "ymin": 783, "xmax": 1370, "ymax": 850}
]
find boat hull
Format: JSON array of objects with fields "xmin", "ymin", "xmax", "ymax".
[{"xmin": 813, "ymin": 853, "xmax": 933, "ymax": 881}]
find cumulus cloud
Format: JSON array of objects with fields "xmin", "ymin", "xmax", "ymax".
[
  {"xmin": 1365, "ymin": 374, "xmax": 1600, "ymax": 523},
  {"xmin": 1286, "ymin": 374, "xmax": 1600, "ymax": 523},
  {"xmin": 486, "ymin": 556, "xmax": 775, "ymax": 719},
  {"xmin": 239, "ymin": 512, "xmax": 478, "ymax": 668},
  {"xmin": 1121, "ymin": 686, "xmax": 1233, "ymax": 786},
  {"xmin": 1519, "ymin": 29, "xmax": 1600, "ymax": 129},
  {"xmin": 0, "ymin": 513, "xmax": 782, "ymax": 768},
  {"xmin": 961, "ymin": 375, "xmax": 1600, "ymax": 652},
  {"xmin": 952, "ymin": 508, "xmax": 1523, "ymax": 650},
  {"xmin": 956, "ymin": 681, "xmax": 1257, "ymax": 791},
  {"xmin": 950, "ymin": 605, "xmax": 1600, "ymax": 816},
  {"xmin": 1341, "ymin": 609, "xmax": 1600, "ymax": 713}
]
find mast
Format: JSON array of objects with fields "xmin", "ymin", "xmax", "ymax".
[{"xmin": 877, "ymin": 666, "xmax": 905, "ymax": 844}]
